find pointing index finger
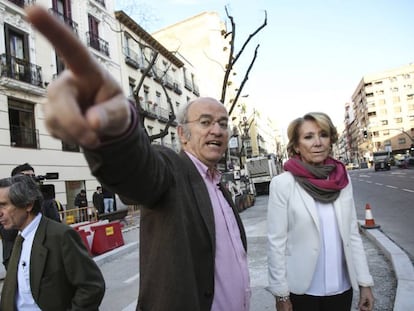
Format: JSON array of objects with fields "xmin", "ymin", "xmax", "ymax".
[{"xmin": 25, "ymin": 5, "xmax": 100, "ymax": 77}]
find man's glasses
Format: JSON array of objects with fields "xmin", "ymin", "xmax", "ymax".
[{"xmin": 185, "ymin": 116, "xmax": 229, "ymax": 130}]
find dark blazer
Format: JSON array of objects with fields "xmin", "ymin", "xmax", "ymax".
[
  {"xmin": 1, "ymin": 216, "xmax": 105, "ymax": 311},
  {"xmin": 84, "ymin": 125, "xmax": 247, "ymax": 311}
]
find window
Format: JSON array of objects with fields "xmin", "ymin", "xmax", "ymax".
[
  {"xmin": 62, "ymin": 141, "xmax": 80, "ymax": 152},
  {"xmin": 378, "ymin": 99, "xmax": 386, "ymax": 105},
  {"xmin": 393, "ymin": 96, "xmax": 400, "ymax": 103},
  {"xmin": 3, "ymin": 24, "xmax": 35, "ymax": 84},
  {"xmin": 156, "ymin": 91, "xmax": 161, "ymax": 105},
  {"xmin": 394, "ymin": 106, "xmax": 402, "ymax": 113},
  {"xmin": 129, "ymin": 77, "xmax": 136, "ymax": 97},
  {"xmin": 383, "ymin": 130, "xmax": 390, "ymax": 136},
  {"xmin": 87, "ymin": 14, "xmax": 108, "ymax": 57},
  {"xmin": 395, "ymin": 117, "xmax": 403, "ymax": 123},
  {"xmin": 398, "ymin": 138, "xmax": 406, "ymax": 144},
  {"xmin": 384, "ymin": 140, "xmax": 391, "ymax": 146},
  {"xmin": 143, "ymin": 85, "xmax": 149, "ymax": 102},
  {"xmin": 381, "ymin": 120, "xmax": 388, "ymax": 125},
  {"xmin": 8, "ymin": 98, "xmax": 38, "ymax": 148}
]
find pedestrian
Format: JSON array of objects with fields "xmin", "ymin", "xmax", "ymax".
[
  {"xmin": 0, "ymin": 174, "xmax": 105, "ymax": 310},
  {"xmin": 74, "ymin": 189, "xmax": 88, "ymax": 222},
  {"xmin": 0, "ymin": 163, "xmax": 35, "ymax": 270},
  {"xmin": 26, "ymin": 6, "xmax": 251, "ymax": 311},
  {"xmin": 267, "ymin": 112, "xmax": 374, "ymax": 311},
  {"xmin": 93, "ymin": 186, "xmax": 104, "ymax": 214},
  {"xmin": 102, "ymin": 187, "xmax": 115, "ymax": 213}
]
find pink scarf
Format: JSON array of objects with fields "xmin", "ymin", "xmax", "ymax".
[{"xmin": 284, "ymin": 156, "xmax": 349, "ymax": 203}]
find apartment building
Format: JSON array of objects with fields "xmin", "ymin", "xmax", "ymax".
[
  {"xmin": 0, "ymin": 0, "xmax": 204, "ymax": 207},
  {"xmin": 347, "ymin": 63, "xmax": 414, "ymax": 162},
  {"xmin": 153, "ymin": 11, "xmax": 284, "ymax": 169},
  {"xmin": 114, "ymin": 10, "xmax": 198, "ymax": 151}
]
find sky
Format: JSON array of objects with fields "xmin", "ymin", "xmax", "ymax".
[{"xmin": 116, "ymin": 0, "xmax": 414, "ymax": 132}]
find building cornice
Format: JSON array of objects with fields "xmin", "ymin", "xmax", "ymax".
[{"xmin": 115, "ymin": 10, "xmax": 184, "ymax": 68}]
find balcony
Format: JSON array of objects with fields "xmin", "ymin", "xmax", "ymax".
[
  {"xmin": 193, "ymin": 84, "xmax": 200, "ymax": 96},
  {"xmin": 7, "ymin": 0, "xmax": 35, "ymax": 8},
  {"xmin": 184, "ymin": 77, "xmax": 193, "ymax": 91},
  {"xmin": 164, "ymin": 74, "xmax": 174, "ymax": 90},
  {"xmin": 10, "ymin": 125, "xmax": 39, "ymax": 149},
  {"xmin": 0, "ymin": 53, "xmax": 43, "ymax": 87},
  {"xmin": 144, "ymin": 101, "xmax": 157, "ymax": 119},
  {"xmin": 94, "ymin": 0, "xmax": 106, "ymax": 8},
  {"xmin": 124, "ymin": 47, "xmax": 140, "ymax": 69},
  {"xmin": 49, "ymin": 8, "xmax": 78, "ymax": 34},
  {"xmin": 173, "ymin": 82, "xmax": 182, "ymax": 95},
  {"xmin": 158, "ymin": 107, "xmax": 170, "ymax": 123},
  {"xmin": 86, "ymin": 32, "xmax": 109, "ymax": 57},
  {"xmin": 139, "ymin": 60, "xmax": 153, "ymax": 77}
]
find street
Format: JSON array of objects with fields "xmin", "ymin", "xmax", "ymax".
[
  {"xmin": 349, "ymin": 167, "xmax": 414, "ymax": 260},
  {"xmin": 98, "ymin": 194, "xmax": 395, "ymax": 311},
  {"xmin": 0, "ymin": 177, "xmax": 400, "ymax": 310}
]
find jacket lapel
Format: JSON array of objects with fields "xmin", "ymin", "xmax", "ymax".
[
  {"xmin": 180, "ymin": 152, "xmax": 216, "ymax": 251},
  {"xmin": 297, "ymin": 185, "xmax": 321, "ymax": 232},
  {"xmin": 30, "ymin": 216, "xmax": 49, "ymax": 301},
  {"xmin": 218, "ymin": 183, "xmax": 247, "ymax": 250}
]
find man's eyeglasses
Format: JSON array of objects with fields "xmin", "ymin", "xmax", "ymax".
[{"xmin": 185, "ymin": 116, "xmax": 229, "ymax": 130}]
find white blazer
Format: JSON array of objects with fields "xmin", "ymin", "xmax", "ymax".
[{"xmin": 267, "ymin": 172, "xmax": 374, "ymax": 296}]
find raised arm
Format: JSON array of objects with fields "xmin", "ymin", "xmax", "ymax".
[{"xmin": 25, "ymin": 5, "xmax": 130, "ymax": 148}]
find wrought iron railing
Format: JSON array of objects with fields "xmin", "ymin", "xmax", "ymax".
[
  {"xmin": 124, "ymin": 47, "xmax": 140, "ymax": 69},
  {"xmin": 0, "ymin": 53, "xmax": 43, "ymax": 87},
  {"xmin": 184, "ymin": 77, "xmax": 193, "ymax": 91},
  {"xmin": 86, "ymin": 32, "xmax": 109, "ymax": 57},
  {"xmin": 49, "ymin": 8, "xmax": 78, "ymax": 34},
  {"xmin": 7, "ymin": 0, "xmax": 35, "ymax": 8},
  {"xmin": 94, "ymin": 0, "xmax": 106, "ymax": 8}
]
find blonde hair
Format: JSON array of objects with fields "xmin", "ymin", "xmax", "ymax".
[{"xmin": 286, "ymin": 112, "xmax": 338, "ymax": 157}]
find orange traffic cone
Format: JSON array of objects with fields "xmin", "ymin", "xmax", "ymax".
[{"xmin": 361, "ymin": 203, "xmax": 380, "ymax": 229}]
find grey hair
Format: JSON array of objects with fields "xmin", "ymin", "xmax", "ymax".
[
  {"xmin": 0, "ymin": 174, "xmax": 43, "ymax": 214},
  {"xmin": 176, "ymin": 99, "xmax": 197, "ymax": 140}
]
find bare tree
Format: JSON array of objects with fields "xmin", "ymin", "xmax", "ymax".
[
  {"xmin": 220, "ymin": 6, "xmax": 267, "ymax": 116},
  {"xmin": 119, "ymin": 5, "xmax": 267, "ymax": 143}
]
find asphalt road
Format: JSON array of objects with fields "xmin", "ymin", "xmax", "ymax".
[
  {"xmin": 349, "ymin": 167, "xmax": 414, "ymax": 260},
  {"xmin": 97, "ymin": 195, "xmax": 395, "ymax": 311}
]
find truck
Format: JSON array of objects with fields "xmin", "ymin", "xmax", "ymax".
[
  {"xmin": 245, "ymin": 155, "xmax": 278, "ymax": 195},
  {"xmin": 373, "ymin": 151, "xmax": 391, "ymax": 171}
]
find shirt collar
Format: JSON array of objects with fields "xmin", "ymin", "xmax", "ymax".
[
  {"xmin": 21, "ymin": 213, "xmax": 42, "ymax": 240},
  {"xmin": 185, "ymin": 151, "xmax": 222, "ymax": 184}
]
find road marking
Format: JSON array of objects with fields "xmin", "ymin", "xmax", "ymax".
[
  {"xmin": 386, "ymin": 185, "xmax": 397, "ymax": 189},
  {"xmin": 124, "ymin": 273, "xmax": 139, "ymax": 284},
  {"xmin": 366, "ymin": 181, "xmax": 372, "ymax": 184},
  {"xmin": 375, "ymin": 183, "xmax": 383, "ymax": 186},
  {"xmin": 403, "ymin": 189, "xmax": 414, "ymax": 193}
]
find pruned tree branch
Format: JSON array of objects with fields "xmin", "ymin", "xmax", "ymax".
[
  {"xmin": 229, "ymin": 44, "xmax": 259, "ymax": 116},
  {"xmin": 220, "ymin": 7, "xmax": 267, "ymax": 110}
]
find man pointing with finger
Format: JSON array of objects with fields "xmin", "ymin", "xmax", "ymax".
[{"xmin": 26, "ymin": 6, "xmax": 251, "ymax": 311}]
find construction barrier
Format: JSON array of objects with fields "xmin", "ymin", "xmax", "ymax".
[{"xmin": 91, "ymin": 221, "xmax": 125, "ymax": 255}]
